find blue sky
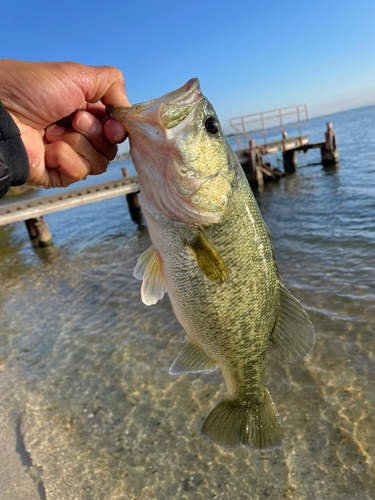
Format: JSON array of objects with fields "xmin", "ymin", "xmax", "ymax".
[{"xmin": 1, "ymin": 0, "xmax": 375, "ymax": 136}]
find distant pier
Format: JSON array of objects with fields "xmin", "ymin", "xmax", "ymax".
[{"xmin": 230, "ymin": 105, "xmax": 339, "ymax": 187}]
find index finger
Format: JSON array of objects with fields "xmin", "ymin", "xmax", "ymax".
[
  {"xmin": 70, "ymin": 111, "xmax": 118, "ymax": 160},
  {"xmin": 86, "ymin": 102, "xmax": 106, "ymax": 120}
]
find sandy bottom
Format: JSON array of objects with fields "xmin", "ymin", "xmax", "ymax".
[{"xmin": 0, "ymin": 216, "xmax": 374, "ymax": 500}]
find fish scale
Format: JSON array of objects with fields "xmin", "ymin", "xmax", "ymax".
[{"xmin": 143, "ymin": 168, "xmax": 279, "ymax": 420}]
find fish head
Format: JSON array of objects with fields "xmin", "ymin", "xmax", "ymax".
[{"xmin": 106, "ymin": 79, "xmax": 236, "ymax": 225}]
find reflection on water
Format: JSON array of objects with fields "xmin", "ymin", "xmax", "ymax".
[{"xmin": 0, "ymin": 106, "xmax": 375, "ymax": 499}]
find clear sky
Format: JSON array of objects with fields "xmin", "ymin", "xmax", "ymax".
[{"xmin": 1, "ymin": 0, "xmax": 375, "ymax": 136}]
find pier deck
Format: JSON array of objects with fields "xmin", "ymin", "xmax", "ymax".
[
  {"xmin": 0, "ymin": 175, "xmax": 140, "ymax": 226},
  {"xmin": 244, "ymin": 135, "xmax": 309, "ymax": 155}
]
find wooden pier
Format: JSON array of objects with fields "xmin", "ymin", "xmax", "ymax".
[
  {"xmin": 230, "ymin": 105, "xmax": 339, "ymax": 187},
  {"xmin": 0, "ymin": 175, "xmax": 140, "ymax": 247}
]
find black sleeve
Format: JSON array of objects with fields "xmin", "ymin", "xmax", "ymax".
[{"xmin": 0, "ymin": 101, "xmax": 30, "ymax": 199}]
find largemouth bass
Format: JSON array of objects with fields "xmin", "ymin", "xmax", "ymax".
[{"xmin": 106, "ymin": 79, "xmax": 315, "ymax": 450}]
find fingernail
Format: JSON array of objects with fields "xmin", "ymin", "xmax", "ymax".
[
  {"xmin": 47, "ymin": 124, "xmax": 65, "ymax": 137},
  {"xmin": 76, "ymin": 112, "xmax": 98, "ymax": 134}
]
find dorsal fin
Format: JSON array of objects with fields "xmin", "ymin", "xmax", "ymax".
[{"xmin": 270, "ymin": 282, "xmax": 315, "ymax": 361}]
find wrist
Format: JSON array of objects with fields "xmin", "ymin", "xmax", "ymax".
[{"xmin": 0, "ymin": 101, "xmax": 30, "ymax": 187}]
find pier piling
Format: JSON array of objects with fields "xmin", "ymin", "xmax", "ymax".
[
  {"xmin": 248, "ymin": 140, "xmax": 264, "ymax": 186},
  {"xmin": 122, "ymin": 168, "xmax": 142, "ymax": 221},
  {"xmin": 25, "ymin": 217, "xmax": 53, "ymax": 247},
  {"xmin": 283, "ymin": 150, "xmax": 298, "ymax": 174},
  {"xmin": 321, "ymin": 122, "xmax": 339, "ymax": 165},
  {"xmin": 25, "ymin": 218, "xmax": 38, "ymax": 245}
]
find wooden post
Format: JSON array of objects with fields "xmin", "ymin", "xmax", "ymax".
[
  {"xmin": 321, "ymin": 122, "xmax": 339, "ymax": 165},
  {"xmin": 282, "ymin": 130, "xmax": 287, "ymax": 150},
  {"xmin": 25, "ymin": 218, "xmax": 38, "ymax": 246},
  {"xmin": 35, "ymin": 217, "xmax": 53, "ymax": 247},
  {"xmin": 25, "ymin": 216, "xmax": 53, "ymax": 247},
  {"xmin": 248, "ymin": 140, "xmax": 264, "ymax": 187},
  {"xmin": 122, "ymin": 168, "xmax": 142, "ymax": 221},
  {"xmin": 283, "ymin": 149, "xmax": 297, "ymax": 174}
]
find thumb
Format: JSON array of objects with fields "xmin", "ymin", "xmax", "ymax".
[{"xmin": 78, "ymin": 64, "xmax": 131, "ymax": 107}]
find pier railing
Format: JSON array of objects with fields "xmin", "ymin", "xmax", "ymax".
[{"xmin": 229, "ymin": 104, "xmax": 308, "ymax": 151}]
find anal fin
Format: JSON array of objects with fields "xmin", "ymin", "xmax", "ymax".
[
  {"xmin": 170, "ymin": 337, "xmax": 218, "ymax": 375},
  {"xmin": 270, "ymin": 282, "xmax": 315, "ymax": 362}
]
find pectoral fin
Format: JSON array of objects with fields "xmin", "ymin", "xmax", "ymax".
[
  {"xmin": 186, "ymin": 233, "xmax": 229, "ymax": 283},
  {"xmin": 270, "ymin": 282, "xmax": 315, "ymax": 361},
  {"xmin": 170, "ymin": 337, "xmax": 218, "ymax": 375},
  {"xmin": 133, "ymin": 245, "xmax": 167, "ymax": 306},
  {"xmin": 133, "ymin": 246, "xmax": 156, "ymax": 280}
]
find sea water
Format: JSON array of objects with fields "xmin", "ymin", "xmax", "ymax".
[{"xmin": 0, "ymin": 106, "xmax": 374, "ymax": 500}]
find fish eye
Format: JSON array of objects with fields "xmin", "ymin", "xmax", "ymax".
[{"xmin": 205, "ymin": 116, "xmax": 220, "ymax": 134}]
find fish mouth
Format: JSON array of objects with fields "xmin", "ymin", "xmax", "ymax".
[
  {"xmin": 106, "ymin": 78, "xmax": 203, "ymax": 127},
  {"xmin": 152, "ymin": 78, "xmax": 201, "ymax": 105}
]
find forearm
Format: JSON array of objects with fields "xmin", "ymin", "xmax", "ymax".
[{"xmin": 0, "ymin": 101, "xmax": 29, "ymax": 199}]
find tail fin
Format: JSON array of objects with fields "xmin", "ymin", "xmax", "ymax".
[{"xmin": 201, "ymin": 389, "xmax": 283, "ymax": 450}]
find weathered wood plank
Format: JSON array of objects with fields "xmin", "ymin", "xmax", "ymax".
[
  {"xmin": 235, "ymin": 136, "xmax": 309, "ymax": 156},
  {"xmin": 0, "ymin": 176, "xmax": 140, "ymax": 226}
]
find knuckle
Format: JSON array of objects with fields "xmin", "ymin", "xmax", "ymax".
[
  {"xmin": 79, "ymin": 171, "xmax": 89, "ymax": 181},
  {"xmin": 69, "ymin": 133, "xmax": 85, "ymax": 150},
  {"xmin": 69, "ymin": 171, "xmax": 83, "ymax": 182},
  {"xmin": 97, "ymin": 154, "xmax": 109, "ymax": 171},
  {"xmin": 104, "ymin": 65, "xmax": 124, "ymax": 79},
  {"xmin": 69, "ymin": 156, "xmax": 90, "ymax": 182},
  {"xmin": 109, "ymin": 145, "xmax": 118, "ymax": 161},
  {"xmin": 78, "ymin": 156, "xmax": 91, "ymax": 178},
  {"xmin": 55, "ymin": 140, "xmax": 72, "ymax": 158},
  {"xmin": 62, "ymin": 179, "xmax": 73, "ymax": 188},
  {"xmin": 102, "ymin": 65, "xmax": 125, "ymax": 88}
]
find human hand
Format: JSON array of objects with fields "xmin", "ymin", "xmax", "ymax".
[{"xmin": 0, "ymin": 60, "xmax": 130, "ymax": 188}]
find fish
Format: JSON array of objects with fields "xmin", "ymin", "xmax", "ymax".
[{"xmin": 106, "ymin": 79, "xmax": 315, "ymax": 450}]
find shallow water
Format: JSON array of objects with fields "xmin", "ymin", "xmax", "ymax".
[{"xmin": 1, "ymin": 106, "xmax": 375, "ymax": 499}]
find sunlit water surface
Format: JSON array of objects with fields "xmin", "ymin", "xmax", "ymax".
[{"xmin": 1, "ymin": 106, "xmax": 375, "ymax": 500}]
